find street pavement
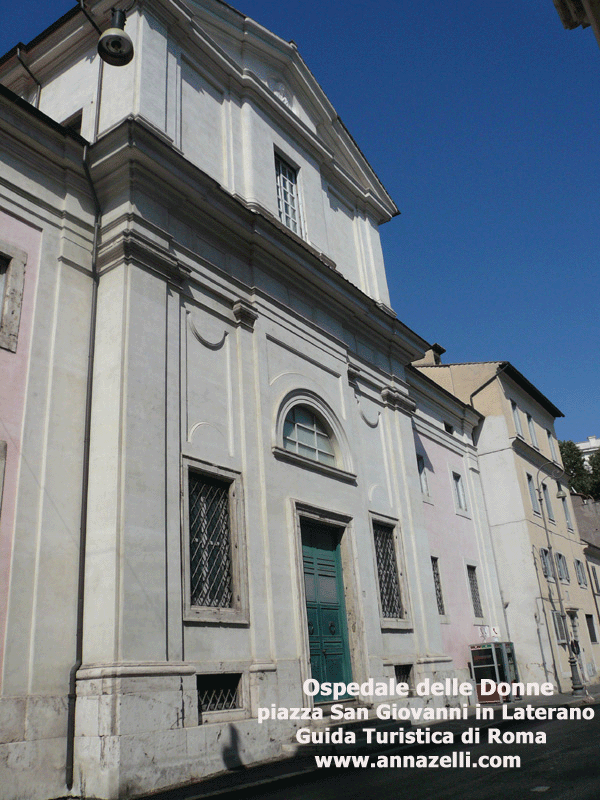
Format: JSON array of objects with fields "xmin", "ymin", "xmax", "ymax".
[{"xmin": 138, "ymin": 684, "xmax": 600, "ymax": 800}]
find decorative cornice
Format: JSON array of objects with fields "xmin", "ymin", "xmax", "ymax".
[
  {"xmin": 232, "ymin": 298, "xmax": 259, "ymax": 330},
  {"xmin": 97, "ymin": 228, "xmax": 191, "ymax": 286},
  {"xmin": 381, "ymin": 387, "xmax": 416, "ymax": 415}
]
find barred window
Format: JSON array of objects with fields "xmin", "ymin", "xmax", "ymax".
[
  {"xmin": 283, "ymin": 405, "xmax": 336, "ymax": 466},
  {"xmin": 553, "ymin": 610, "xmax": 567, "ymax": 644},
  {"xmin": 395, "ymin": 664, "xmax": 414, "ymax": 695},
  {"xmin": 197, "ymin": 673, "xmax": 241, "ymax": 722},
  {"xmin": 467, "ymin": 565, "xmax": 483, "ymax": 618},
  {"xmin": 189, "ymin": 472, "xmax": 233, "ymax": 608},
  {"xmin": 275, "ymin": 153, "xmax": 301, "ymax": 235},
  {"xmin": 431, "ymin": 557, "xmax": 445, "ymax": 615},
  {"xmin": 373, "ymin": 522, "xmax": 403, "ymax": 618}
]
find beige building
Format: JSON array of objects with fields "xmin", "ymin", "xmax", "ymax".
[{"xmin": 415, "ymin": 356, "xmax": 600, "ymax": 690}]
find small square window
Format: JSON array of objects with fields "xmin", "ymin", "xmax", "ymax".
[
  {"xmin": 444, "ymin": 422, "xmax": 454, "ymax": 435},
  {"xmin": 394, "ymin": 664, "xmax": 414, "ymax": 696},
  {"xmin": 197, "ymin": 673, "xmax": 242, "ymax": 722}
]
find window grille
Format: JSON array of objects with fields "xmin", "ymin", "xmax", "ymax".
[
  {"xmin": 197, "ymin": 673, "xmax": 241, "ymax": 720},
  {"xmin": 467, "ymin": 565, "xmax": 483, "ymax": 618},
  {"xmin": 283, "ymin": 405, "xmax": 335, "ymax": 466},
  {"xmin": 394, "ymin": 664, "xmax": 414, "ymax": 695},
  {"xmin": 431, "ymin": 557, "xmax": 445, "ymax": 615},
  {"xmin": 275, "ymin": 154, "xmax": 301, "ymax": 234},
  {"xmin": 555, "ymin": 553, "xmax": 570, "ymax": 583},
  {"xmin": 552, "ymin": 610, "xmax": 567, "ymax": 644},
  {"xmin": 188, "ymin": 472, "xmax": 233, "ymax": 608},
  {"xmin": 373, "ymin": 523, "xmax": 403, "ymax": 618}
]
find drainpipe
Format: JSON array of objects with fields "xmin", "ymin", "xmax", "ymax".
[
  {"xmin": 65, "ymin": 144, "xmax": 101, "ymax": 791},
  {"xmin": 78, "ymin": 1, "xmax": 104, "ymax": 142}
]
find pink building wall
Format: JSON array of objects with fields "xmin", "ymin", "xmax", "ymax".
[{"xmin": 0, "ymin": 208, "xmax": 40, "ymax": 687}]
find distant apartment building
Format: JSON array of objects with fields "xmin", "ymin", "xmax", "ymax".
[
  {"xmin": 576, "ymin": 435, "xmax": 600, "ymax": 468},
  {"xmin": 415, "ymin": 357, "xmax": 600, "ymax": 689}
]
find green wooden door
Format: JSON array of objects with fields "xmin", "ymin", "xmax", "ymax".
[{"xmin": 301, "ymin": 520, "xmax": 352, "ymax": 701}]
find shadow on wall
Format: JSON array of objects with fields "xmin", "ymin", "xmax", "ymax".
[{"xmin": 222, "ymin": 724, "xmax": 245, "ymax": 771}]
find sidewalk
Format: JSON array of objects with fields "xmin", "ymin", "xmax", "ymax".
[{"xmin": 137, "ymin": 682, "xmax": 600, "ymax": 800}]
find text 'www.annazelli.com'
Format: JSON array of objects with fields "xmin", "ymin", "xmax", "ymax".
[{"xmin": 314, "ymin": 752, "xmax": 521, "ymax": 769}]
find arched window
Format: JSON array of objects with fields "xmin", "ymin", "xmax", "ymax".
[{"xmin": 283, "ymin": 405, "xmax": 336, "ymax": 466}]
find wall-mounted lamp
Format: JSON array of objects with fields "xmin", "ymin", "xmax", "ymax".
[{"xmin": 98, "ymin": 8, "xmax": 134, "ymax": 66}]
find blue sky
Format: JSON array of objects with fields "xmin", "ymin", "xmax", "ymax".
[{"xmin": 2, "ymin": 1, "xmax": 599, "ymax": 442}]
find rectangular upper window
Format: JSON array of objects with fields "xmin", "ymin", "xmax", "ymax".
[
  {"xmin": 275, "ymin": 153, "xmax": 302, "ymax": 235},
  {"xmin": 511, "ymin": 401, "xmax": 523, "ymax": 437},
  {"xmin": 539, "ymin": 548, "xmax": 553, "ymax": 580},
  {"xmin": 527, "ymin": 473, "xmax": 541, "ymax": 514},
  {"xmin": 452, "ymin": 472, "xmax": 467, "ymax": 512},
  {"xmin": 562, "ymin": 494, "xmax": 573, "ymax": 530},
  {"xmin": 553, "ymin": 610, "xmax": 567, "ymax": 644},
  {"xmin": 542, "ymin": 482, "xmax": 555, "ymax": 522},
  {"xmin": 575, "ymin": 559, "xmax": 588, "ymax": 587},
  {"xmin": 547, "ymin": 430, "xmax": 558, "ymax": 461},
  {"xmin": 417, "ymin": 454, "xmax": 429, "ymax": 495},
  {"xmin": 555, "ymin": 552, "xmax": 570, "ymax": 583},
  {"xmin": 526, "ymin": 414, "xmax": 539, "ymax": 449},
  {"xmin": 586, "ymin": 615, "xmax": 598, "ymax": 644}
]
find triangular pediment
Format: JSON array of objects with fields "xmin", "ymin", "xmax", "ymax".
[{"xmin": 178, "ymin": 0, "xmax": 398, "ymax": 219}]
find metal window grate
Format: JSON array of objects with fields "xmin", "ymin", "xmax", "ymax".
[
  {"xmin": 394, "ymin": 664, "xmax": 414, "ymax": 695},
  {"xmin": 189, "ymin": 472, "xmax": 233, "ymax": 608},
  {"xmin": 431, "ymin": 557, "xmax": 445, "ymax": 615},
  {"xmin": 197, "ymin": 673, "xmax": 241, "ymax": 720},
  {"xmin": 373, "ymin": 523, "xmax": 403, "ymax": 618},
  {"xmin": 467, "ymin": 565, "xmax": 483, "ymax": 618}
]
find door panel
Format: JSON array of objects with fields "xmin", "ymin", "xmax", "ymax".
[{"xmin": 301, "ymin": 520, "xmax": 352, "ymax": 701}]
